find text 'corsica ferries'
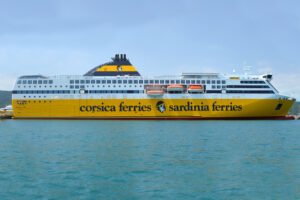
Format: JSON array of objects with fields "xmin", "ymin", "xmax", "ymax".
[{"xmin": 12, "ymin": 54, "xmax": 296, "ymax": 119}]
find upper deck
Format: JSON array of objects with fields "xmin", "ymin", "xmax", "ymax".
[{"xmin": 12, "ymin": 54, "xmax": 288, "ymax": 100}]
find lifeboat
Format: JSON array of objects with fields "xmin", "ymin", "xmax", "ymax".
[
  {"xmin": 146, "ymin": 85, "xmax": 164, "ymax": 96},
  {"xmin": 167, "ymin": 84, "xmax": 184, "ymax": 93},
  {"xmin": 146, "ymin": 90, "xmax": 164, "ymax": 96},
  {"xmin": 188, "ymin": 85, "xmax": 204, "ymax": 93}
]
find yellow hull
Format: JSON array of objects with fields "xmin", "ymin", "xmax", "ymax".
[{"xmin": 12, "ymin": 98, "xmax": 294, "ymax": 119}]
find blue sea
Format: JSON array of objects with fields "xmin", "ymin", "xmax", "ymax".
[{"xmin": 0, "ymin": 119, "xmax": 299, "ymax": 200}]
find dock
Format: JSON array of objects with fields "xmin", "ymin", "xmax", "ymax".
[{"xmin": 0, "ymin": 110, "xmax": 13, "ymax": 119}]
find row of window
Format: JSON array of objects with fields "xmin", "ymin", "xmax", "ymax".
[
  {"xmin": 70, "ymin": 79, "xmax": 227, "ymax": 85},
  {"xmin": 212, "ymin": 85, "xmax": 226, "ymax": 89},
  {"xmin": 17, "ymin": 79, "xmax": 267, "ymax": 85},
  {"xmin": 70, "ymin": 85, "xmax": 143, "ymax": 89},
  {"xmin": 226, "ymin": 85, "xmax": 270, "ymax": 88},
  {"xmin": 86, "ymin": 90, "xmax": 143, "ymax": 94},
  {"xmin": 17, "ymin": 80, "xmax": 53, "ymax": 84},
  {"xmin": 226, "ymin": 90, "xmax": 274, "ymax": 94},
  {"xmin": 13, "ymin": 89, "xmax": 275, "ymax": 95},
  {"xmin": 17, "ymin": 79, "xmax": 228, "ymax": 85},
  {"xmin": 13, "ymin": 90, "xmax": 71, "ymax": 94},
  {"xmin": 13, "ymin": 90, "xmax": 144, "ymax": 94},
  {"xmin": 240, "ymin": 81, "xmax": 265, "ymax": 84},
  {"xmin": 206, "ymin": 90, "xmax": 222, "ymax": 94}
]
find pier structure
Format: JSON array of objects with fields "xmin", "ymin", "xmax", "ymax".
[{"xmin": 0, "ymin": 110, "xmax": 13, "ymax": 119}]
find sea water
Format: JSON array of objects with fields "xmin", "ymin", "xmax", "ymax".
[{"xmin": 0, "ymin": 120, "xmax": 299, "ymax": 200}]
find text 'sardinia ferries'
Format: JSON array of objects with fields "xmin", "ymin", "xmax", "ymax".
[{"xmin": 12, "ymin": 54, "xmax": 296, "ymax": 119}]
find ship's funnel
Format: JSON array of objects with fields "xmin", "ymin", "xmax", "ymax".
[{"xmin": 84, "ymin": 54, "xmax": 140, "ymax": 76}]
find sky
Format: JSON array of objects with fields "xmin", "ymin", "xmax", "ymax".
[{"xmin": 0, "ymin": 0, "xmax": 299, "ymax": 99}]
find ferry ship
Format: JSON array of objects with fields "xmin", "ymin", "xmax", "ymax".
[{"xmin": 12, "ymin": 54, "xmax": 295, "ymax": 119}]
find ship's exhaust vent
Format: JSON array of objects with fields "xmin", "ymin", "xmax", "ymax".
[{"xmin": 115, "ymin": 54, "xmax": 127, "ymax": 61}]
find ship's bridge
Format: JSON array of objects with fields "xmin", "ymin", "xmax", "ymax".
[{"xmin": 84, "ymin": 54, "xmax": 141, "ymax": 77}]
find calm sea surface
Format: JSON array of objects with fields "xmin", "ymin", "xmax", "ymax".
[{"xmin": 0, "ymin": 119, "xmax": 299, "ymax": 200}]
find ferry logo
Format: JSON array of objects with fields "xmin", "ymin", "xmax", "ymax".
[
  {"xmin": 117, "ymin": 65, "xmax": 123, "ymax": 71},
  {"xmin": 156, "ymin": 101, "xmax": 166, "ymax": 113}
]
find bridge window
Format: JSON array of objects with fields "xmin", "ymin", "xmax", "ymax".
[{"xmin": 241, "ymin": 80, "xmax": 265, "ymax": 84}]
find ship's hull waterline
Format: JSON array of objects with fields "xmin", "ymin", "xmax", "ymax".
[{"xmin": 12, "ymin": 98, "xmax": 294, "ymax": 119}]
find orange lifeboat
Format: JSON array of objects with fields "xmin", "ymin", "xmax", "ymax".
[
  {"xmin": 146, "ymin": 85, "xmax": 164, "ymax": 96},
  {"xmin": 146, "ymin": 90, "xmax": 164, "ymax": 96},
  {"xmin": 167, "ymin": 84, "xmax": 184, "ymax": 93},
  {"xmin": 188, "ymin": 85, "xmax": 204, "ymax": 93}
]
